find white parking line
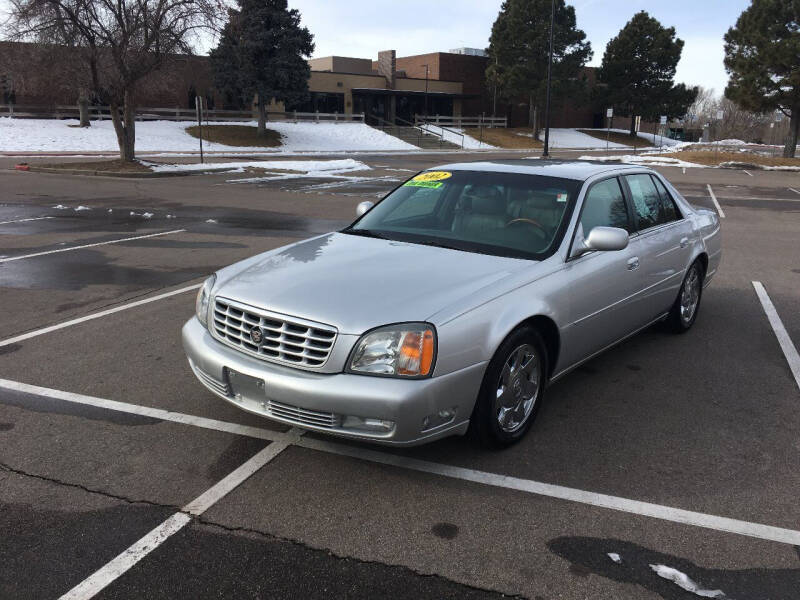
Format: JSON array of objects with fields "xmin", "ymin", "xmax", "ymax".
[
  {"xmin": 0, "ymin": 216, "xmax": 54, "ymax": 225},
  {"xmin": 0, "ymin": 378, "xmax": 281, "ymax": 442},
  {"xmin": 0, "ymin": 284, "xmax": 201, "ymax": 348},
  {"xmin": 743, "ymin": 170, "xmax": 753, "ymax": 177},
  {"xmin": 706, "ymin": 184, "xmax": 726, "ymax": 218},
  {"xmin": 752, "ymin": 281, "xmax": 800, "ymax": 391},
  {"xmin": 0, "ymin": 229, "xmax": 186, "ymax": 263},
  {"xmin": 58, "ymin": 431, "xmax": 299, "ymax": 600},
  {"xmin": 2, "ymin": 376, "xmax": 799, "ymax": 547},
  {"xmin": 789, "ymin": 188, "xmax": 800, "ymax": 195}
]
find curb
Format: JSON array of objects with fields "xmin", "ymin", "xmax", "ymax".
[{"xmin": 22, "ymin": 166, "xmax": 236, "ymax": 178}]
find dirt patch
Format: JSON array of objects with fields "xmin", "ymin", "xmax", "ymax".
[
  {"xmin": 657, "ymin": 151, "xmax": 800, "ymax": 168},
  {"xmin": 463, "ymin": 127, "xmax": 543, "ymax": 149},
  {"xmin": 185, "ymin": 124, "xmax": 283, "ymax": 148},
  {"xmin": 577, "ymin": 129, "xmax": 653, "ymax": 149},
  {"xmin": 38, "ymin": 159, "xmax": 153, "ymax": 173}
]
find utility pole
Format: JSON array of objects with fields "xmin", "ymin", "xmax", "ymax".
[
  {"xmin": 542, "ymin": 0, "xmax": 555, "ymax": 158},
  {"xmin": 423, "ymin": 64, "xmax": 429, "ymax": 118}
]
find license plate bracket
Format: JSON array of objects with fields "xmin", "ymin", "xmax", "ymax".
[{"xmin": 226, "ymin": 368, "xmax": 265, "ymax": 402}]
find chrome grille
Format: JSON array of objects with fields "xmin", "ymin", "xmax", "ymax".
[
  {"xmin": 212, "ymin": 297, "xmax": 337, "ymax": 368},
  {"xmin": 190, "ymin": 360, "xmax": 231, "ymax": 397},
  {"xmin": 266, "ymin": 400, "xmax": 339, "ymax": 429}
]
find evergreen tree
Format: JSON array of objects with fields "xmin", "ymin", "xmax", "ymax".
[
  {"xmin": 598, "ymin": 11, "xmax": 697, "ymax": 137},
  {"xmin": 487, "ymin": 0, "xmax": 592, "ymax": 138},
  {"xmin": 724, "ymin": 0, "xmax": 800, "ymax": 158},
  {"xmin": 211, "ymin": 0, "xmax": 314, "ymax": 136}
]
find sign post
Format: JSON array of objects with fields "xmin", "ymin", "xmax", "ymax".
[
  {"xmin": 633, "ymin": 115, "xmax": 641, "ymax": 155},
  {"xmin": 659, "ymin": 115, "xmax": 667, "ymax": 148},
  {"xmin": 195, "ymin": 95, "xmax": 204, "ymax": 164},
  {"xmin": 714, "ymin": 109, "xmax": 723, "ymax": 162},
  {"xmin": 606, "ymin": 107, "xmax": 613, "ymax": 154}
]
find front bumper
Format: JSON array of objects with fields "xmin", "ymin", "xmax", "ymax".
[{"xmin": 182, "ymin": 317, "xmax": 486, "ymax": 446}]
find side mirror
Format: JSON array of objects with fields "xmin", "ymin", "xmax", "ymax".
[
  {"xmin": 356, "ymin": 201, "xmax": 374, "ymax": 217},
  {"xmin": 571, "ymin": 226, "xmax": 629, "ymax": 258}
]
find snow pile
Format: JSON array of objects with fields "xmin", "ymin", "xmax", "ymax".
[
  {"xmin": 581, "ymin": 127, "xmax": 683, "ymax": 147},
  {"xmin": 542, "ymin": 128, "xmax": 628, "ymax": 149},
  {"xmin": 577, "ymin": 154, "xmax": 706, "ymax": 168},
  {"xmin": 607, "ymin": 553, "xmax": 622, "ymax": 563},
  {"xmin": 145, "ymin": 158, "xmax": 369, "ymax": 175},
  {"xmin": 0, "ymin": 118, "xmax": 417, "ymax": 153},
  {"xmin": 650, "ymin": 564, "xmax": 726, "ymax": 598},
  {"xmin": 418, "ymin": 124, "xmax": 496, "ymax": 149}
]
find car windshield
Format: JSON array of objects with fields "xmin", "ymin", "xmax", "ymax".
[{"xmin": 344, "ymin": 170, "xmax": 580, "ymax": 259}]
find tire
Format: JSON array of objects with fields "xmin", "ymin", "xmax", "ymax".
[
  {"xmin": 469, "ymin": 325, "xmax": 548, "ymax": 448},
  {"xmin": 667, "ymin": 260, "xmax": 704, "ymax": 333}
]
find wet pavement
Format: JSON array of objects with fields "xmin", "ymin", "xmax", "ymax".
[{"xmin": 1, "ymin": 153, "xmax": 799, "ymax": 599}]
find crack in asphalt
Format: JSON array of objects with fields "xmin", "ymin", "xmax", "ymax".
[
  {"xmin": 0, "ymin": 460, "xmax": 519, "ymax": 598},
  {"xmin": 0, "ymin": 461, "xmax": 182, "ymax": 512}
]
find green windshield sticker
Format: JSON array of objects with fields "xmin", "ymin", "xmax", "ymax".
[{"xmin": 403, "ymin": 180, "xmax": 444, "ymax": 189}]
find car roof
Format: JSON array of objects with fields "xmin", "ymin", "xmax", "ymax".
[{"xmin": 429, "ymin": 159, "xmax": 649, "ymax": 181}]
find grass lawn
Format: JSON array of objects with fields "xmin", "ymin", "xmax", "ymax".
[
  {"xmin": 658, "ymin": 150, "xmax": 800, "ymax": 168},
  {"xmin": 463, "ymin": 127, "xmax": 543, "ymax": 149},
  {"xmin": 185, "ymin": 124, "xmax": 283, "ymax": 148},
  {"xmin": 577, "ymin": 129, "xmax": 654, "ymax": 149}
]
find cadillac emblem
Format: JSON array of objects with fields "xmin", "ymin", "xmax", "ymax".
[{"xmin": 250, "ymin": 326, "xmax": 264, "ymax": 345}]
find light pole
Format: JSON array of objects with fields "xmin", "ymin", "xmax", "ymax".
[
  {"xmin": 542, "ymin": 0, "xmax": 555, "ymax": 157},
  {"xmin": 422, "ymin": 64, "xmax": 430, "ymax": 118}
]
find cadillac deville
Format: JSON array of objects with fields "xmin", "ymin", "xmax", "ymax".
[{"xmin": 183, "ymin": 161, "xmax": 721, "ymax": 447}]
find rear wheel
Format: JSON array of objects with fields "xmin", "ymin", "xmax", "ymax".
[
  {"xmin": 667, "ymin": 260, "xmax": 704, "ymax": 333},
  {"xmin": 470, "ymin": 326, "xmax": 547, "ymax": 448}
]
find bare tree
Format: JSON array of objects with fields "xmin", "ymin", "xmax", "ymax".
[{"xmin": 4, "ymin": 0, "xmax": 224, "ymax": 160}]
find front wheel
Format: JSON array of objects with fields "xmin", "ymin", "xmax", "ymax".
[
  {"xmin": 667, "ymin": 260, "xmax": 704, "ymax": 333},
  {"xmin": 469, "ymin": 326, "xmax": 547, "ymax": 448}
]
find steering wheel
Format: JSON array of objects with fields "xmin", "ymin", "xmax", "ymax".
[{"xmin": 506, "ymin": 217, "xmax": 548, "ymax": 239}]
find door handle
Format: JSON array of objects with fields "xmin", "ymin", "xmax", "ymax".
[
  {"xmin": 627, "ymin": 256, "xmax": 640, "ymax": 271},
  {"xmin": 680, "ymin": 237, "xmax": 689, "ymax": 248}
]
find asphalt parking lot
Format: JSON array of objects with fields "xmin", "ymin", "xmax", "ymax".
[{"xmin": 1, "ymin": 152, "xmax": 799, "ymax": 599}]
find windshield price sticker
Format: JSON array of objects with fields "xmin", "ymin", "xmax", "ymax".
[
  {"xmin": 411, "ymin": 171, "xmax": 452, "ymax": 182},
  {"xmin": 404, "ymin": 180, "xmax": 444, "ymax": 189}
]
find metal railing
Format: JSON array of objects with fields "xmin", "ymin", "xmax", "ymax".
[
  {"xmin": 372, "ymin": 114, "xmax": 464, "ymax": 149},
  {"xmin": 414, "ymin": 114, "xmax": 507, "ymax": 128},
  {"xmin": 0, "ymin": 104, "xmax": 365, "ymax": 123}
]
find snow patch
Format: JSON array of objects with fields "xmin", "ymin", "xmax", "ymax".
[
  {"xmin": 650, "ymin": 564, "xmax": 726, "ymax": 598},
  {"xmin": 74, "ymin": 205, "xmax": 91, "ymax": 211},
  {"xmin": 129, "ymin": 211, "xmax": 154, "ymax": 219},
  {"xmin": 0, "ymin": 118, "xmax": 417, "ymax": 153},
  {"xmin": 607, "ymin": 553, "xmax": 621, "ymax": 563},
  {"xmin": 53, "ymin": 204, "xmax": 69, "ymax": 210},
  {"xmin": 577, "ymin": 154, "xmax": 706, "ymax": 168},
  {"xmin": 145, "ymin": 158, "xmax": 369, "ymax": 175},
  {"xmin": 205, "ymin": 219, "xmax": 217, "ymax": 224}
]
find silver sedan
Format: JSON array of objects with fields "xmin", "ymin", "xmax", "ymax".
[{"xmin": 183, "ymin": 161, "xmax": 721, "ymax": 447}]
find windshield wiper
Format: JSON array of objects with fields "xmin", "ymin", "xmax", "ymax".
[
  {"xmin": 412, "ymin": 239, "xmax": 464, "ymax": 251},
  {"xmin": 342, "ymin": 228, "xmax": 389, "ymax": 240}
]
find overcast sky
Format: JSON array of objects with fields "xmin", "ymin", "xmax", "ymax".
[{"xmin": 287, "ymin": 0, "xmax": 751, "ymax": 96}]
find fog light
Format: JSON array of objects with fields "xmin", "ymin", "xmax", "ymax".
[
  {"xmin": 422, "ymin": 407, "xmax": 457, "ymax": 431},
  {"xmin": 341, "ymin": 415, "xmax": 395, "ymax": 434}
]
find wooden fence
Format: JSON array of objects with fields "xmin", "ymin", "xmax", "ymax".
[{"xmin": 0, "ymin": 104, "xmax": 366, "ymax": 123}]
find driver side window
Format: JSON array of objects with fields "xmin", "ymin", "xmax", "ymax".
[{"xmin": 578, "ymin": 178, "xmax": 630, "ymax": 242}]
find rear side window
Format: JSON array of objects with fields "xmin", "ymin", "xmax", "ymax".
[
  {"xmin": 625, "ymin": 174, "xmax": 668, "ymax": 230},
  {"xmin": 650, "ymin": 175, "xmax": 682, "ymax": 221},
  {"xmin": 579, "ymin": 178, "xmax": 630, "ymax": 236}
]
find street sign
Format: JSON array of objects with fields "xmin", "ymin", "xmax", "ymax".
[
  {"xmin": 635, "ymin": 115, "xmax": 641, "ymax": 132},
  {"xmin": 660, "ymin": 115, "xmax": 667, "ymax": 125},
  {"xmin": 606, "ymin": 107, "xmax": 613, "ymax": 118},
  {"xmin": 716, "ymin": 110, "xmax": 724, "ymax": 120}
]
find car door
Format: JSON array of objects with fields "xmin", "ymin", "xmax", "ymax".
[
  {"xmin": 560, "ymin": 177, "xmax": 646, "ymax": 367},
  {"xmin": 622, "ymin": 173, "xmax": 694, "ymax": 317}
]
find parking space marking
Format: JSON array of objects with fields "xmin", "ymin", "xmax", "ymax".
[
  {"xmin": 0, "ymin": 378, "xmax": 282, "ymax": 442},
  {"xmin": 790, "ymin": 188, "xmax": 800, "ymax": 195},
  {"xmin": 706, "ymin": 184, "xmax": 726, "ymax": 218},
  {"xmin": 0, "ymin": 284, "xmax": 201, "ymax": 348},
  {"xmin": 743, "ymin": 170, "xmax": 753, "ymax": 177},
  {"xmin": 0, "ymin": 229, "xmax": 186, "ymax": 263},
  {"xmin": 296, "ymin": 437, "xmax": 800, "ymax": 546},
  {"xmin": 59, "ymin": 430, "xmax": 300, "ymax": 600},
  {"xmin": 0, "ymin": 216, "xmax": 54, "ymax": 225},
  {"xmin": 753, "ymin": 281, "xmax": 800, "ymax": 391}
]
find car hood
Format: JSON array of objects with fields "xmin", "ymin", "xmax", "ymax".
[{"xmin": 214, "ymin": 232, "xmax": 532, "ymax": 333}]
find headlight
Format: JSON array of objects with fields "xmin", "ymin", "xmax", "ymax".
[
  {"xmin": 195, "ymin": 274, "xmax": 216, "ymax": 328},
  {"xmin": 348, "ymin": 323, "xmax": 436, "ymax": 378}
]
